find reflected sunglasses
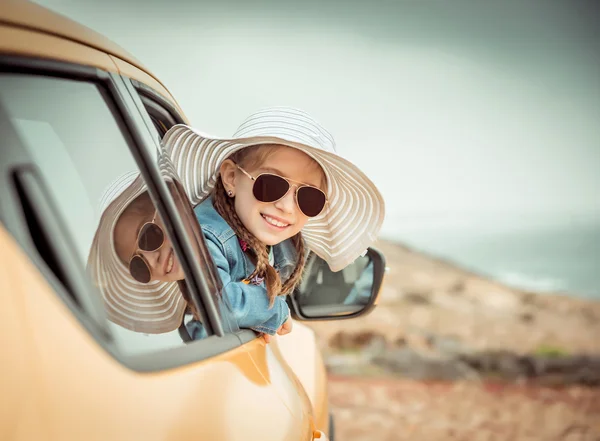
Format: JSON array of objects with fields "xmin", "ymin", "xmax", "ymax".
[
  {"xmin": 128, "ymin": 213, "xmax": 165, "ymax": 284},
  {"xmin": 235, "ymin": 164, "xmax": 328, "ymax": 217}
]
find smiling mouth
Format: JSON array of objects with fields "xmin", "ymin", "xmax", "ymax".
[{"xmin": 261, "ymin": 214, "xmax": 291, "ymax": 229}]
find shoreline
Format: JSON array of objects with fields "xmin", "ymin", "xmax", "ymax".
[
  {"xmin": 306, "ymin": 238, "xmax": 600, "ymax": 384},
  {"xmin": 379, "ymin": 231, "xmax": 600, "ymax": 301},
  {"xmin": 379, "ymin": 238, "xmax": 597, "ymax": 301}
]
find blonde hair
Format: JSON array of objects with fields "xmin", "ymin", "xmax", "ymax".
[{"xmin": 212, "ymin": 144, "xmax": 323, "ymax": 305}]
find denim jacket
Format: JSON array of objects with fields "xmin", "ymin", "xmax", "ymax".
[{"xmin": 186, "ymin": 197, "xmax": 297, "ymax": 339}]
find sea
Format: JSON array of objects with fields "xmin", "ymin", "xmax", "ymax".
[{"xmin": 381, "ymin": 221, "xmax": 600, "ymax": 300}]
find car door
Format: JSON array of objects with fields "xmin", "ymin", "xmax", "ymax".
[{"xmin": 0, "ymin": 49, "xmax": 313, "ymax": 441}]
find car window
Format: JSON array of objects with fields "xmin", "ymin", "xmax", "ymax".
[
  {"xmin": 0, "ymin": 74, "xmax": 220, "ymax": 355},
  {"xmin": 129, "ymin": 82, "xmax": 242, "ymax": 336}
]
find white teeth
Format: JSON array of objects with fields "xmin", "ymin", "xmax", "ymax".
[
  {"xmin": 263, "ymin": 215, "xmax": 289, "ymax": 228},
  {"xmin": 167, "ymin": 253, "xmax": 174, "ymax": 273}
]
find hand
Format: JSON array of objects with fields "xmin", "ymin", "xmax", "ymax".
[
  {"xmin": 277, "ymin": 317, "xmax": 293, "ymax": 337},
  {"xmin": 261, "ymin": 318, "xmax": 293, "ymax": 344}
]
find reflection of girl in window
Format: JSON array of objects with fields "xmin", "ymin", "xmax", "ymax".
[{"xmin": 87, "ymin": 170, "xmax": 204, "ymax": 335}]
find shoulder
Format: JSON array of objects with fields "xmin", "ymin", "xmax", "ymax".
[
  {"xmin": 194, "ymin": 197, "xmax": 244, "ymax": 269},
  {"xmin": 194, "ymin": 197, "xmax": 237, "ymax": 244},
  {"xmin": 273, "ymin": 237, "xmax": 299, "ymax": 273}
]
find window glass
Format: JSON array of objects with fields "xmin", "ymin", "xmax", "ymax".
[{"xmin": 0, "ymin": 74, "xmax": 218, "ymax": 355}]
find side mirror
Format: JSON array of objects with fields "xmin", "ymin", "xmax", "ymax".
[{"xmin": 289, "ymin": 247, "xmax": 386, "ymax": 321}]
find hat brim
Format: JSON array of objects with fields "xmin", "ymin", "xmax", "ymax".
[{"xmin": 164, "ymin": 124, "xmax": 385, "ymax": 272}]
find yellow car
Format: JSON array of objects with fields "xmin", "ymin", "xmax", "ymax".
[{"xmin": 0, "ymin": 1, "xmax": 385, "ymax": 440}]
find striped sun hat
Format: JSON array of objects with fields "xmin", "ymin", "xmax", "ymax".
[
  {"xmin": 87, "ymin": 152, "xmax": 188, "ymax": 334},
  {"xmin": 163, "ymin": 107, "xmax": 385, "ymax": 272}
]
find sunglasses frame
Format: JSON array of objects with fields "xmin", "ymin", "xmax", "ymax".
[
  {"xmin": 235, "ymin": 164, "xmax": 328, "ymax": 217},
  {"xmin": 128, "ymin": 212, "xmax": 166, "ymax": 283}
]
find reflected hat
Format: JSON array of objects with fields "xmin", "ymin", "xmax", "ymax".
[
  {"xmin": 87, "ymin": 153, "xmax": 187, "ymax": 334},
  {"xmin": 163, "ymin": 107, "xmax": 385, "ymax": 272}
]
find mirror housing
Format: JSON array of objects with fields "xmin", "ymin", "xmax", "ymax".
[{"xmin": 288, "ymin": 247, "xmax": 386, "ymax": 321}]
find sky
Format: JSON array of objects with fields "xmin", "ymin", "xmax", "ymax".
[{"xmin": 35, "ymin": 0, "xmax": 600, "ymax": 238}]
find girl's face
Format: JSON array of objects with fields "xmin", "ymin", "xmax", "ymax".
[
  {"xmin": 223, "ymin": 146, "xmax": 326, "ymax": 246},
  {"xmin": 113, "ymin": 184, "xmax": 202, "ymax": 283},
  {"xmin": 114, "ymin": 204, "xmax": 185, "ymax": 283}
]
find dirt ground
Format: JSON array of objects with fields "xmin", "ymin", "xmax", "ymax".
[
  {"xmin": 308, "ymin": 241, "xmax": 600, "ymax": 358},
  {"xmin": 327, "ymin": 375, "xmax": 600, "ymax": 441},
  {"xmin": 308, "ymin": 240, "xmax": 600, "ymax": 440}
]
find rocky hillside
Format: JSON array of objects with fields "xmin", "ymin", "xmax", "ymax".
[
  {"xmin": 306, "ymin": 239, "xmax": 600, "ymax": 440},
  {"xmin": 306, "ymin": 239, "xmax": 600, "ymax": 384}
]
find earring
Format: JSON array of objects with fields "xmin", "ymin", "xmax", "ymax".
[{"xmin": 227, "ymin": 190, "xmax": 234, "ymax": 197}]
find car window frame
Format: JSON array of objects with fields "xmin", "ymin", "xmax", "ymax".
[
  {"xmin": 130, "ymin": 78, "xmax": 185, "ymax": 131},
  {"xmin": 119, "ymin": 76, "xmax": 231, "ymax": 336},
  {"xmin": 124, "ymin": 79, "xmax": 265, "ymax": 346},
  {"xmin": 0, "ymin": 54, "xmax": 245, "ymax": 372}
]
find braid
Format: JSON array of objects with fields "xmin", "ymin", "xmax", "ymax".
[
  {"xmin": 213, "ymin": 178, "xmax": 282, "ymax": 305},
  {"xmin": 280, "ymin": 232, "xmax": 306, "ymax": 295}
]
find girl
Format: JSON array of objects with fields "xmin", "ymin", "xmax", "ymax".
[
  {"xmin": 85, "ymin": 150, "xmax": 299, "ymax": 338},
  {"xmin": 163, "ymin": 107, "xmax": 385, "ymax": 341}
]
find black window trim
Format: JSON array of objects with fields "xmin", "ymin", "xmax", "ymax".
[
  {"xmin": 0, "ymin": 54, "xmax": 244, "ymax": 372},
  {"xmin": 130, "ymin": 78, "xmax": 185, "ymax": 127},
  {"xmin": 128, "ymin": 78, "xmax": 277, "ymax": 346},
  {"xmin": 126, "ymin": 83, "xmax": 279, "ymax": 346},
  {"xmin": 111, "ymin": 73, "xmax": 223, "ymax": 337},
  {"xmin": 119, "ymin": 76, "xmax": 227, "ymax": 338},
  {"xmin": 130, "ymin": 80, "xmax": 277, "ymax": 347}
]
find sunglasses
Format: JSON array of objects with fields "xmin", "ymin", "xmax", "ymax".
[
  {"xmin": 236, "ymin": 164, "xmax": 327, "ymax": 217},
  {"xmin": 128, "ymin": 213, "xmax": 165, "ymax": 284}
]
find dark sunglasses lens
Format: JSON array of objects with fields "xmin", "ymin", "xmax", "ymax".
[
  {"xmin": 129, "ymin": 256, "xmax": 151, "ymax": 284},
  {"xmin": 297, "ymin": 187, "xmax": 326, "ymax": 217},
  {"xmin": 138, "ymin": 223, "xmax": 164, "ymax": 252},
  {"xmin": 253, "ymin": 174, "xmax": 290, "ymax": 202}
]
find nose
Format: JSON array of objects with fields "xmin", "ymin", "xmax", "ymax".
[
  {"xmin": 274, "ymin": 186, "xmax": 297, "ymax": 214},
  {"xmin": 139, "ymin": 248, "xmax": 160, "ymax": 271}
]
